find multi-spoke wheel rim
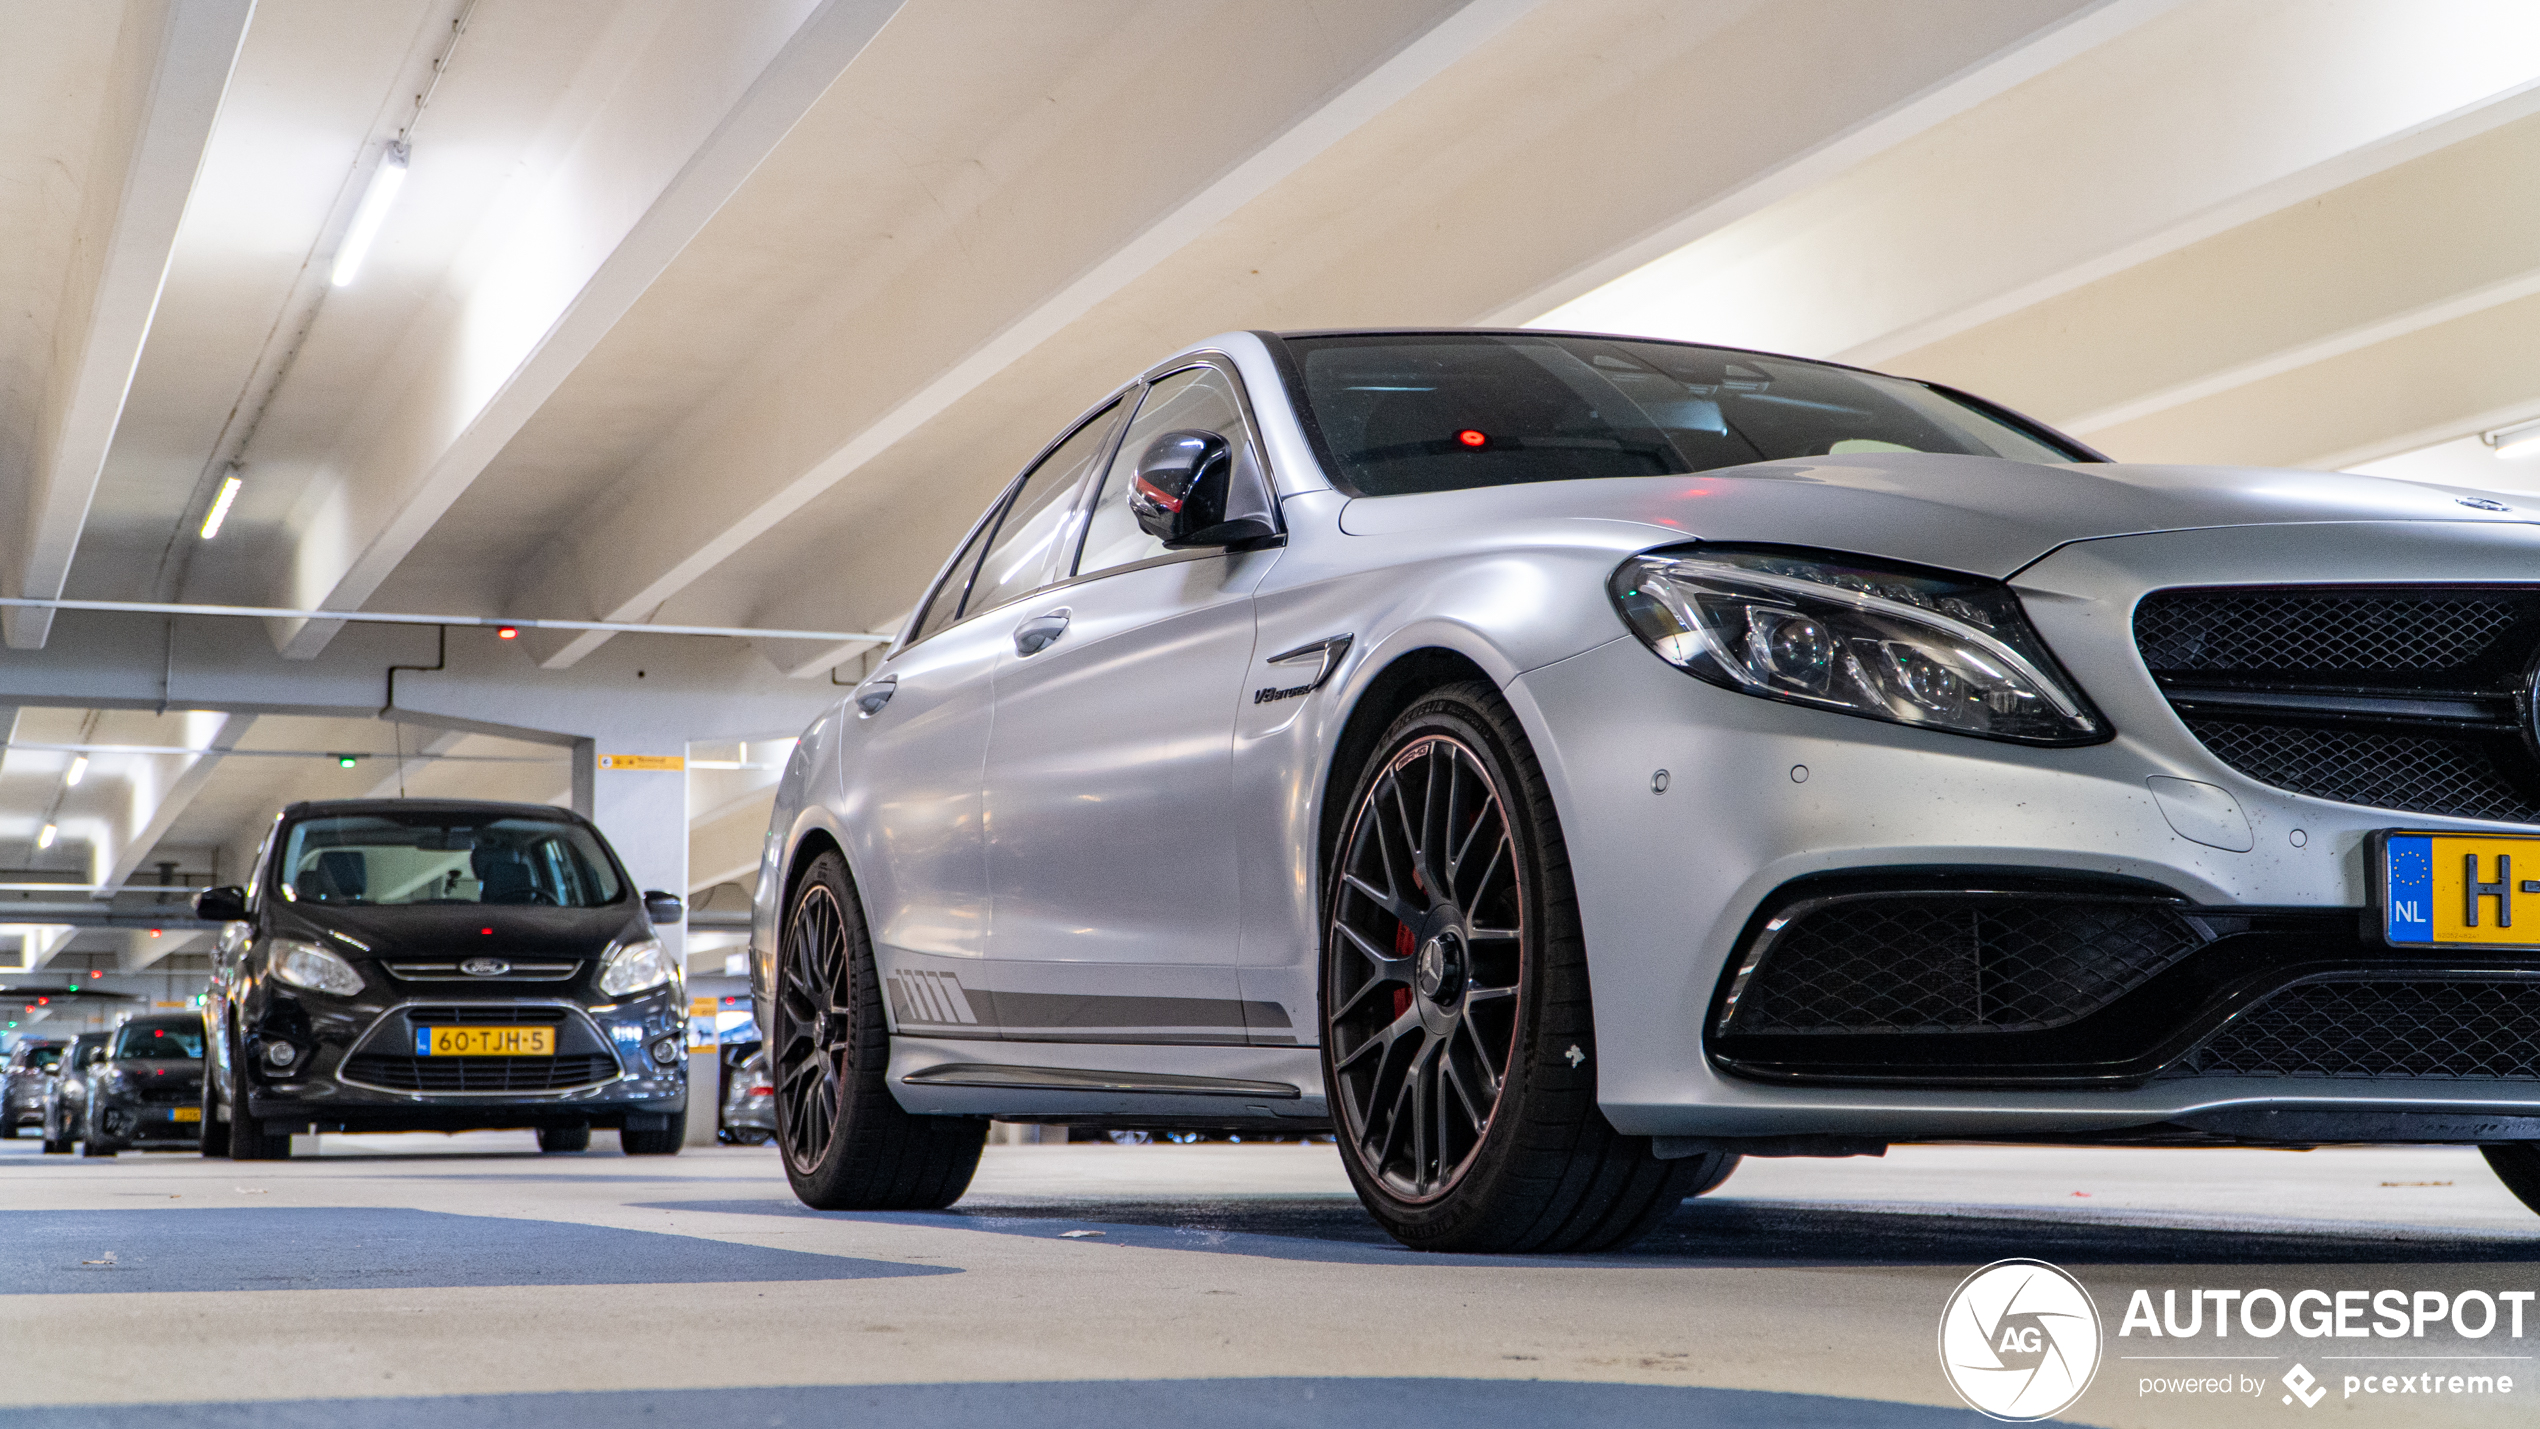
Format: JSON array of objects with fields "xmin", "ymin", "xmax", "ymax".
[
  {"xmin": 774, "ymin": 880, "xmax": 849, "ymax": 1176},
  {"xmin": 1326, "ymin": 732, "xmax": 1523, "ymax": 1202}
]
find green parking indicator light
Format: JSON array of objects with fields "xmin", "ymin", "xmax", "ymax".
[{"xmin": 336, "ymin": 754, "xmax": 358, "ymax": 768}]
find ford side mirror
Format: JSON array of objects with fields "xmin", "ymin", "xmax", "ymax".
[
  {"xmin": 1129, "ymin": 430, "xmax": 1278, "ymax": 550},
  {"xmin": 194, "ymin": 886, "xmax": 248, "ymax": 922},
  {"xmin": 644, "ymin": 890, "xmax": 685, "ymax": 924}
]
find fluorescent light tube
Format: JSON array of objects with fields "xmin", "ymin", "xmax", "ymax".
[
  {"xmin": 37, "ymin": 824, "xmax": 57, "ymax": 850},
  {"xmin": 199, "ymin": 471, "xmax": 243, "ymax": 539},
  {"xmin": 64, "ymin": 755, "xmax": 86, "ymax": 787},
  {"xmin": 2485, "ymin": 419, "xmax": 2540, "ymax": 460},
  {"xmin": 330, "ymin": 141, "xmax": 410, "ymax": 288}
]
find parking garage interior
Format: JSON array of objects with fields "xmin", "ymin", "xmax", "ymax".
[{"xmin": 9, "ymin": 2, "xmax": 2540, "ymax": 1425}]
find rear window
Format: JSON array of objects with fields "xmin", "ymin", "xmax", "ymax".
[
  {"xmin": 278, "ymin": 811, "xmax": 625, "ymax": 908},
  {"xmin": 114, "ymin": 1022, "xmax": 204, "ymax": 1060},
  {"xmin": 24, "ymin": 1046, "xmax": 61, "ymax": 1070},
  {"xmin": 1285, "ymin": 332, "xmax": 2086, "ymax": 497}
]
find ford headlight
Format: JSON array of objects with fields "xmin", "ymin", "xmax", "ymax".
[
  {"xmin": 1612, "ymin": 546, "xmax": 2106, "ymax": 745},
  {"xmin": 269, "ymin": 938, "xmax": 365, "ymax": 996},
  {"xmin": 600, "ymin": 936, "xmax": 677, "ymax": 997}
]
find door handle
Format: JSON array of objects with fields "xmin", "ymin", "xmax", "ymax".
[{"xmin": 1013, "ymin": 609, "xmax": 1071, "ymax": 657}]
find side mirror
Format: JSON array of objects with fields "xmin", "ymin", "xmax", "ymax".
[
  {"xmin": 644, "ymin": 890, "xmax": 685, "ymax": 925},
  {"xmin": 194, "ymin": 886, "xmax": 248, "ymax": 922},
  {"xmin": 1129, "ymin": 430, "xmax": 1278, "ymax": 549},
  {"xmin": 85, "ymin": 1047, "xmax": 107, "ymax": 1067}
]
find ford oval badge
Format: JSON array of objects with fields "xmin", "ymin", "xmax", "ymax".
[{"xmin": 460, "ymin": 957, "xmax": 510, "ymax": 977}]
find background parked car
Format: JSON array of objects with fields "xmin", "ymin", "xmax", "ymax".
[
  {"xmin": 1, "ymin": 1038, "xmax": 65, "ymax": 1138},
  {"xmin": 198, "ymin": 799, "xmax": 690, "ymax": 1159},
  {"xmin": 81, "ymin": 1016, "xmax": 206, "ymax": 1157},
  {"xmin": 40, "ymin": 1032, "xmax": 107, "ymax": 1155},
  {"xmin": 719, "ymin": 1048, "xmax": 773, "ymax": 1145}
]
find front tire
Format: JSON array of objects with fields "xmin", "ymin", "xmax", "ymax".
[
  {"xmin": 1321, "ymin": 682, "xmax": 1706, "ymax": 1252},
  {"xmin": 223, "ymin": 1039, "xmax": 291, "ymax": 1160},
  {"xmin": 2485, "ymin": 1144, "xmax": 2540, "ymax": 1214},
  {"xmin": 538, "ymin": 1123, "xmax": 591, "ymax": 1153},
  {"xmin": 619, "ymin": 1125, "xmax": 682, "ymax": 1155},
  {"xmin": 772, "ymin": 849, "xmax": 984, "ymax": 1209}
]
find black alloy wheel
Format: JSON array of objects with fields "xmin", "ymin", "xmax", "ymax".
[
  {"xmin": 1322, "ymin": 682, "xmax": 1711, "ymax": 1253},
  {"xmin": 1327, "ymin": 730, "xmax": 1524, "ymax": 1203},
  {"xmin": 772, "ymin": 849, "xmax": 983, "ymax": 1209}
]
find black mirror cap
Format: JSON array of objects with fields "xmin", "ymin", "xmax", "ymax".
[
  {"xmin": 194, "ymin": 886, "xmax": 248, "ymax": 922},
  {"xmin": 1128, "ymin": 430, "xmax": 1281, "ymax": 550},
  {"xmin": 644, "ymin": 890, "xmax": 685, "ymax": 925}
]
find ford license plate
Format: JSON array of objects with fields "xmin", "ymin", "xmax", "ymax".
[
  {"xmin": 416, "ymin": 1026, "xmax": 554, "ymax": 1056},
  {"xmin": 2379, "ymin": 831, "xmax": 2540, "ymax": 950}
]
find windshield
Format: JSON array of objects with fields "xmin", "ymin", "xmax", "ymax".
[
  {"xmin": 24, "ymin": 1046, "xmax": 60, "ymax": 1070},
  {"xmin": 114, "ymin": 1022, "xmax": 204, "ymax": 1060},
  {"xmin": 277, "ymin": 811, "xmax": 625, "ymax": 908},
  {"xmin": 1286, "ymin": 332, "xmax": 2087, "ymax": 496}
]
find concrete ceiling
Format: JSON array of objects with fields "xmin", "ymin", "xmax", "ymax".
[{"xmin": 2, "ymin": 0, "xmax": 2536, "ymax": 982}]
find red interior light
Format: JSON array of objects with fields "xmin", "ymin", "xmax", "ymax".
[
  {"xmin": 1456, "ymin": 428, "xmax": 1487, "ymax": 448},
  {"xmin": 481, "ymin": 928, "xmax": 494, "ymax": 936}
]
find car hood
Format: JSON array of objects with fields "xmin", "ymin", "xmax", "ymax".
[
  {"xmin": 280, "ymin": 900, "xmax": 646, "ymax": 960},
  {"xmin": 1334, "ymin": 453, "xmax": 2537, "ymax": 578}
]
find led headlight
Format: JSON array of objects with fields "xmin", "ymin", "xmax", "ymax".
[
  {"xmin": 600, "ymin": 936, "xmax": 677, "ymax": 997},
  {"xmin": 1612, "ymin": 546, "xmax": 2106, "ymax": 746},
  {"xmin": 268, "ymin": 937, "xmax": 365, "ymax": 996}
]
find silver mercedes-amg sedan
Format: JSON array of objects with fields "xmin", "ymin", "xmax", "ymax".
[{"xmin": 752, "ymin": 327, "xmax": 2540, "ymax": 1251}]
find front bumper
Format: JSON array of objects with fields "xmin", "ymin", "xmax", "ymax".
[
  {"xmin": 240, "ymin": 987, "xmax": 687, "ymax": 1135},
  {"xmin": 1510, "ymin": 523, "xmax": 2540, "ymax": 1145}
]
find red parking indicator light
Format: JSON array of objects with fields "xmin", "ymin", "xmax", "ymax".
[
  {"xmin": 1456, "ymin": 428, "xmax": 1487, "ymax": 448},
  {"xmin": 149, "ymin": 928, "xmax": 161, "ymax": 938},
  {"xmin": 496, "ymin": 625, "xmax": 519, "ymax": 639}
]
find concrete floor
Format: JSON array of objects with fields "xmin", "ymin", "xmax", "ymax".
[{"xmin": 4, "ymin": 1135, "xmax": 2539, "ymax": 1427}]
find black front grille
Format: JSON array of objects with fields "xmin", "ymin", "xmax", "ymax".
[
  {"xmin": 2186, "ymin": 720, "xmax": 2540, "ymax": 824},
  {"xmin": 134, "ymin": 1082, "xmax": 201, "ymax": 1106},
  {"xmin": 2175, "ymin": 979, "xmax": 2540, "ymax": 1079},
  {"xmin": 2135, "ymin": 589, "xmax": 2533, "ymax": 676},
  {"xmin": 399, "ymin": 1006, "xmax": 570, "ymax": 1026},
  {"xmin": 340, "ymin": 1053, "xmax": 618, "ymax": 1093},
  {"xmin": 2136, "ymin": 586, "xmax": 2540, "ymax": 821},
  {"xmin": 1723, "ymin": 893, "xmax": 2202, "ymax": 1035}
]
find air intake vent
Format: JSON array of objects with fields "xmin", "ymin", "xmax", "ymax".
[{"xmin": 1720, "ymin": 893, "xmax": 2201, "ymax": 1036}]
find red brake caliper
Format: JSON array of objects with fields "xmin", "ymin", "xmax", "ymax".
[{"xmin": 1392, "ymin": 920, "xmax": 1416, "ymax": 1020}]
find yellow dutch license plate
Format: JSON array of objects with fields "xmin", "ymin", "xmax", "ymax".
[
  {"xmin": 171, "ymin": 1106, "xmax": 201, "ymax": 1122},
  {"xmin": 2379, "ymin": 831, "xmax": 2540, "ymax": 950},
  {"xmin": 417, "ymin": 1026, "xmax": 554, "ymax": 1056}
]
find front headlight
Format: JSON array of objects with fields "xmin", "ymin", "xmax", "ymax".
[
  {"xmin": 1612, "ymin": 545, "xmax": 2107, "ymax": 745},
  {"xmin": 268, "ymin": 937, "xmax": 365, "ymax": 996},
  {"xmin": 600, "ymin": 936, "xmax": 677, "ymax": 997}
]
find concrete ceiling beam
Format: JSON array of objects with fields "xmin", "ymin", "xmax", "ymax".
[
  {"xmin": 1541, "ymin": 0, "xmax": 2540, "ymax": 369},
  {"xmin": 265, "ymin": 0, "xmax": 905, "ymax": 659},
  {"xmin": 1887, "ymin": 108, "xmax": 2540, "ymax": 440},
  {"xmin": 5, "ymin": 0, "xmax": 255, "ymax": 651}
]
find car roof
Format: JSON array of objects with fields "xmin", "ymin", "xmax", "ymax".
[
  {"xmin": 279, "ymin": 798, "xmax": 583, "ymax": 821},
  {"xmin": 1266, "ymin": 327, "xmax": 1896, "ymax": 381}
]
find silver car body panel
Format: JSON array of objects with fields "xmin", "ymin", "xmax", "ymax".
[{"xmin": 753, "ymin": 328, "xmax": 2540, "ymax": 1135}]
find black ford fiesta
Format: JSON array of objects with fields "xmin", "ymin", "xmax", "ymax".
[{"xmin": 196, "ymin": 800, "xmax": 690, "ymax": 1159}]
